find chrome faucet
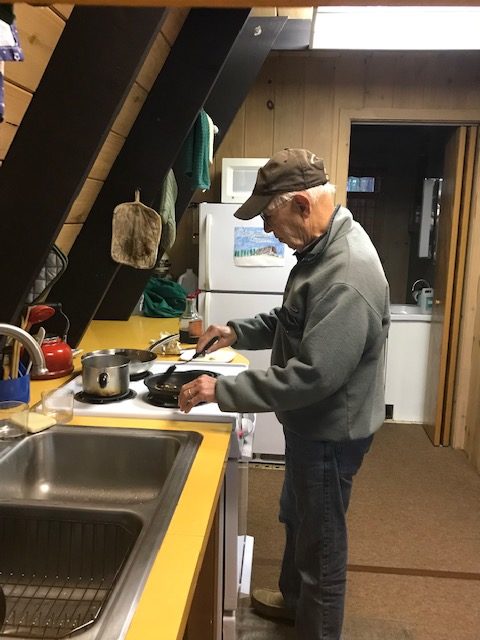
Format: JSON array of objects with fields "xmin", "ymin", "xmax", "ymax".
[{"xmin": 0, "ymin": 323, "xmax": 48, "ymax": 377}]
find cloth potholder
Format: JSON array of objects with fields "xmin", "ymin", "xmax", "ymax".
[
  {"xmin": 111, "ymin": 190, "xmax": 162, "ymax": 269},
  {"xmin": 26, "ymin": 244, "xmax": 68, "ymax": 304}
]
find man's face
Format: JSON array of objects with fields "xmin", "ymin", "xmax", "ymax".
[{"xmin": 260, "ymin": 197, "xmax": 308, "ymax": 251}]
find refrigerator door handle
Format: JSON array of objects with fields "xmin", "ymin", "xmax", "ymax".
[
  {"xmin": 205, "ymin": 213, "xmax": 212, "ymax": 291},
  {"xmin": 204, "ymin": 291, "xmax": 211, "ymax": 328}
]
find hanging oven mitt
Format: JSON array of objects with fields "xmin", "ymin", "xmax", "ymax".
[
  {"xmin": 26, "ymin": 244, "xmax": 68, "ymax": 304},
  {"xmin": 111, "ymin": 190, "xmax": 162, "ymax": 269}
]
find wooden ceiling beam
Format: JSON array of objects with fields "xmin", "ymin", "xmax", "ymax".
[
  {"xmin": 50, "ymin": 8, "xmax": 250, "ymax": 346},
  {"xmin": 0, "ymin": 6, "xmax": 166, "ymax": 325},
  {"xmin": 94, "ymin": 15, "xmax": 288, "ymax": 322}
]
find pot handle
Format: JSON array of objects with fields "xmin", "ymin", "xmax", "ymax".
[{"xmin": 98, "ymin": 372, "xmax": 108, "ymax": 388}]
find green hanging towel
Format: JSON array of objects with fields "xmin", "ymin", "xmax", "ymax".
[
  {"xmin": 142, "ymin": 277, "xmax": 186, "ymax": 318},
  {"xmin": 179, "ymin": 110, "xmax": 211, "ymax": 191},
  {"xmin": 153, "ymin": 169, "xmax": 177, "ymax": 254}
]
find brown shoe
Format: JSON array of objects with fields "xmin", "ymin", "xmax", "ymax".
[{"xmin": 251, "ymin": 588, "xmax": 296, "ymax": 622}]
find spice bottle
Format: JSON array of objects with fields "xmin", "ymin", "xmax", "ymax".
[{"xmin": 179, "ymin": 290, "xmax": 203, "ymax": 344}]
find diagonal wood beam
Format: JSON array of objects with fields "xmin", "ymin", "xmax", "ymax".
[
  {"xmin": 0, "ymin": 6, "xmax": 166, "ymax": 324},
  {"xmin": 95, "ymin": 15, "xmax": 287, "ymax": 323},
  {"xmin": 50, "ymin": 8, "xmax": 250, "ymax": 347},
  {"xmin": 177, "ymin": 15, "xmax": 288, "ymax": 216}
]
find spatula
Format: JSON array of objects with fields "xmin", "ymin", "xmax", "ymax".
[{"xmin": 158, "ymin": 336, "xmax": 219, "ymax": 384}]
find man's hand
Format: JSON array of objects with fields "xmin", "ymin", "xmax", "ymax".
[
  {"xmin": 195, "ymin": 324, "xmax": 237, "ymax": 355},
  {"xmin": 179, "ymin": 374, "xmax": 218, "ymax": 413}
]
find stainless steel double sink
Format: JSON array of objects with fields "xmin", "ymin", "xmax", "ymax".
[{"xmin": 0, "ymin": 426, "xmax": 202, "ymax": 639}]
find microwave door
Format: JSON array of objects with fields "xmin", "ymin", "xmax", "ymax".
[{"xmin": 221, "ymin": 158, "xmax": 269, "ymax": 204}]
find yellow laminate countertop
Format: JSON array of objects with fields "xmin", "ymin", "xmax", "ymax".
[{"xmin": 28, "ymin": 316, "xmax": 242, "ymax": 640}]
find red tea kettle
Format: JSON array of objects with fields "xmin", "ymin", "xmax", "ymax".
[{"xmin": 30, "ymin": 303, "xmax": 74, "ymax": 379}]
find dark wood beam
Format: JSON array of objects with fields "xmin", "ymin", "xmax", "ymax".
[
  {"xmin": 50, "ymin": 8, "xmax": 250, "ymax": 346},
  {"xmin": 272, "ymin": 18, "xmax": 311, "ymax": 50},
  {"xmin": 0, "ymin": 6, "xmax": 166, "ymax": 325},
  {"xmin": 94, "ymin": 15, "xmax": 287, "ymax": 323},
  {"xmin": 174, "ymin": 15, "xmax": 288, "ymax": 218}
]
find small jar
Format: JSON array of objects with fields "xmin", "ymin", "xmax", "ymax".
[{"xmin": 179, "ymin": 297, "xmax": 203, "ymax": 344}]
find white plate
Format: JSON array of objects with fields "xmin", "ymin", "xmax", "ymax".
[{"xmin": 180, "ymin": 348, "xmax": 235, "ymax": 363}]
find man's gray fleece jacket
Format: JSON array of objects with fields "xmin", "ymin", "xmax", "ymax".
[{"xmin": 215, "ymin": 206, "xmax": 390, "ymax": 442}]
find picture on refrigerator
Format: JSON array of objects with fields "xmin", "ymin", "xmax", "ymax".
[{"xmin": 198, "ymin": 203, "xmax": 298, "ymax": 457}]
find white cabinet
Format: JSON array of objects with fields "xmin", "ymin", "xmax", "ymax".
[{"xmin": 385, "ymin": 311, "xmax": 431, "ymax": 423}]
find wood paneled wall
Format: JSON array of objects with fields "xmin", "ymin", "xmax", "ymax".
[
  {"xmin": 1, "ymin": 5, "xmax": 188, "ymax": 254},
  {"xmin": 1, "ymin": 5, "xmax": 73, "ymax": 161},
  {"xmin": 213, "ymin": 50, "xmax": 480, "ymax": 191},
  {"xmin": 209, "ymin": 50, "xmax": 480, "ymax": 466}
]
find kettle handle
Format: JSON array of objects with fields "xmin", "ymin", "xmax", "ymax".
[{"xmin": 98, "ymin": 372, "xmax": 108, "ymax": 388}]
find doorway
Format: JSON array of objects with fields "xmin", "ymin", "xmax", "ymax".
[
  {"xmin": 345, "ymin": 123, "xmax": 477, "ymax": 446},
  {"xmin": 347, "ymin": 124, "xmax": 452, "ymax": 304}
]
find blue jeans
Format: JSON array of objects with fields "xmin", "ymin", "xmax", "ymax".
[{"xmin": 279, "ymin": 430, "xmax": 373, "ymax": 640}]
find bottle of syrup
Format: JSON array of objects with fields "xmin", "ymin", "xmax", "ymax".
[{"xmin": 179, "ymin": 290, "xmax": 203, "ymax": 344}]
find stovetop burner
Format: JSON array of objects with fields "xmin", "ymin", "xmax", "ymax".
[
  {"xmin": 130, "ymin": 371, "xmax": 153, "ymax": 382},
  {"xmin": 75, "ymin": 389, "xmax": 137, "ymax": 404},
  {"xmin": 143, "ymin": 392, "xmax": 178, "ymax": 409}
]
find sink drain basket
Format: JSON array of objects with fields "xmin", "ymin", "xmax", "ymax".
[{"xmin": 0, "ymin": 506, "xmax": 141, "ymax": 639}]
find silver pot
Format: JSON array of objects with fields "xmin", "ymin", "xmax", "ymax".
[
  {"xmin": 82, "ymin": 354, "xmax": 130, "ymax": 397},
  {"xmin": 82, "ymin": 348, "xmax": 156, "ymax": 377}
]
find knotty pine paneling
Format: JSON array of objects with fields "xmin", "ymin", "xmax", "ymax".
[
  {"xmin": 0, "ymin": 7, "xmax": 187, "ymax": 245},
  {"xmin": 0, "ymin": 123, "xmax": 16, "ymax": 161},
  {"xmin": 7, "ymin": 6, "xmax": 65, "ymax": 92},
  {"xmin": 111, "ymin": 82, "xmax": 148, "ymax": 137},
  {"xmin": 1, "ymin": 5, "xmax": 68, "ymax": 160},
  {"xmin": 160, "ymin": 7, "xmax": 188, "ymax": 47},
  {"xmin": 363, "ymin": 52, "xmax": 396, "ymax": 108},
  {"xmin": 56, "ymin": 8, "xmax": 189, "ymax": 253},
  {"xmin": 135, "ymin": 31, "xmax": 171, "ymax": 92},
  {"xmin": 3, "ymin": 82, "xmax": 32, "ymax": 126},
  {"xmin": 52, "ymin": 5, "xmax": 74, "ymax": 20},
  {"xmin": 56, "ymin": 223, "xmax": 82, "ymax": 255},
  {"xmin": 65, "ymin": 178, "xmax": 103, "ymax": 224},
  {"xmin": 272, "ymin": 54, "xmax": 305, "ymax": 151},
  {"xmin": 303, "ymin": 53, "xmax": 335, "ymax": 169},
  {"xmin": 88, "ymin": 131, "xmax": 125, "ymax": 182},
  {"xmin": 244, "ymin": 56, "xmax": 275, "ymax": 157},
  {"xmin": 217, "ymin": 50, "xmax": 480, "ymax": 188},
  {"xmin": 211, "ymin": 105, "xmax": 245, "ymax": 201}
]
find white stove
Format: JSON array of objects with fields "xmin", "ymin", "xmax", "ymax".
[{"xmin": 66, "ymin": 361, "xmax": 247, "ymax": 424}]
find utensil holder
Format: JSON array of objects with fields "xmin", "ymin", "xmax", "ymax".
[{"xmin": 0, "ymin": 372, "xmax": 30, "ymax": 403}]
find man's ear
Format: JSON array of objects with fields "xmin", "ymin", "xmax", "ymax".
[{"xmin": 293, "ymin": 193, "xmax": 311, "ymax": 217}]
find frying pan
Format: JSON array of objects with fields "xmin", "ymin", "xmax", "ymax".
[
  {"xmin": 82, "ymin": 349, "xmax": 157, "ymax": 377},
  {"xmin": 144, "ymin": 370, "xmax": 219, "ymax": 407}
]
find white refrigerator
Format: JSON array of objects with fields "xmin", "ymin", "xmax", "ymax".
[{"xmin": 198, "ymin": 202, "xmax": 297, "ymax": 457}]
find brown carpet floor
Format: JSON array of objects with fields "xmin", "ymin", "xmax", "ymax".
[{"xmin": 238, "ymin": 423, "xmax": 480, "ymax": 639}]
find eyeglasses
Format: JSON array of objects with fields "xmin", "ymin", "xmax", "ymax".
[{"xmin": 260, "ymin": 196, "xmax": 294, "ymax": 223}]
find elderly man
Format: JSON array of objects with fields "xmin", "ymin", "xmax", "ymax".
[{"xmin": 179, "ymin": 148, "xmax": 390, "ymax": 640}]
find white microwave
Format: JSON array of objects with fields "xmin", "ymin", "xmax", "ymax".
[{"xmin": 221, "ymin": 157, "xmax": 269, "ymax": 204}]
